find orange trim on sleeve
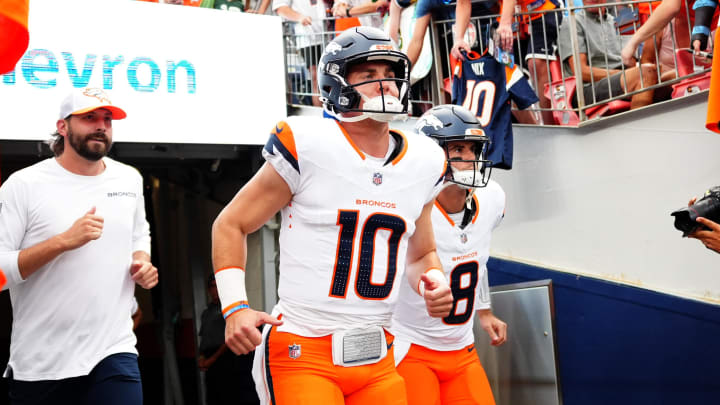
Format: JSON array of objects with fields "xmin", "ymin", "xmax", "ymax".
[
  {"xmin": 505, "ymin": 65, "xmax": 514, "ymax": 82},
  {"xmin": 214, "ymin": 266, "xmax": 245, "ymax": 274},
  {"xmin": 707, "ymin": 29, "xmax": 720, "ymax": 134},
  {"xmin": 335, "ymin": 121, "xmax": 366, "ymax": 160},
  {"xmin": 273, "ymin": 121, "xmax": 299, "ymax": 161}
]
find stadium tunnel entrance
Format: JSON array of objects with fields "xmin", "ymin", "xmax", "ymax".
[{"xmin": 0, "ymin": 140, "xmax": 278, "ymax": 405}]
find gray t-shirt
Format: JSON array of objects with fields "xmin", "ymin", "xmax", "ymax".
[{"xmin": 558, "ymin": 10, "xmax": 623, "ymax": 78}]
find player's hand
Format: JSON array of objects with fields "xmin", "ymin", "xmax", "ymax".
[
  {"xmin": 300, "ymin": 15, "xmax": 312, "ymax": 25},
  {"xmin": 225, "ymin": 309, "xmax": 283, "ymax": 354},
  {"xmin": 130, "ymin": 259, "xmax": 158, "ymax": 289},
  {"xmin": 421, "ymin": 272, "xmax": 453, "ymax": 318},
  {"xmin": 59, "ymin": 207, "xmax": 104, "ymax": 250},
  {"xmin": 478, "ymin": 309, "xmax": 507, "ymax": 346},
  {"xmin": 496, "ymin": 22, "xmax": 513, "ymax": 52},
  {"xmin": 451, "ymin": 39, "xmax": 471, "ymax": 61}
]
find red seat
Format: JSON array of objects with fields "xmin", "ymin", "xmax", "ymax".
[
  {"xmin": 544, "ymin": 58, "xmax": 631, "ymax": 125},
  {"xmin": 671, "ymin": 49, "xmax": 712, "ymax": 99}
]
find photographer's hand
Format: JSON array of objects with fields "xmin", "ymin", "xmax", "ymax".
[{"xmin": 689, "ymin": 217, "xmax": 720, "ymax": 254}]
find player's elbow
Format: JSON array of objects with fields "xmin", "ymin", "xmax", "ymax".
[
  {"xmin": 212, "ymin": 210, "xmax": 239, "ymax": 242},
  {"xmin": 213, "ymin": 208, "xmax": 257, "ymax": 245}
]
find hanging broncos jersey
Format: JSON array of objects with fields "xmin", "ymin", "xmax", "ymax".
[
  {"xmin": 262, "ymin": 116, "xmax": 446, "ymax": 337},
  {"xmin": 390, "ymin": 181, "xmax": 505, "ymax": 351},
  {"xmin": 451, "ymin": 51, "xmax": 538, "ymax": 170}
]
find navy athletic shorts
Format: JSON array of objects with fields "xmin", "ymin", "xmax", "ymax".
[{"xmin": 8, "ymin": 353, "xmax": 142, "ymax": 405}]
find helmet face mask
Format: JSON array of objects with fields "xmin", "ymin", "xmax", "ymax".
[
  {"xmin": 319, "ymin": 27, "xmax": 411, "ymax": 122},
  {"xmin": 443, "ymin": 136, "xmax": 492, "ymax": 189},
  {"xmin": 416, "ymin": 105, "xmax": 493, "ymax": 189}
]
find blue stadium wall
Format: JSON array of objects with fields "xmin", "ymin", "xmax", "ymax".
[{"xmin": 487, "ymin": 257, "xmax": 720, "ymax": 405}]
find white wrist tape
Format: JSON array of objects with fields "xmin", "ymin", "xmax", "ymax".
[
  {"xmin": 215, "ymin": 266, "xmax": 249, "ymax": 319},
  {"xmin": 418, "ymin": 268, "xmax": 447, "ymax": 296}
]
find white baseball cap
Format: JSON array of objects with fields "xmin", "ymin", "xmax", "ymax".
[{"xmin": 58, "ymin": 88, "xmax": 127, "ymax": 120}]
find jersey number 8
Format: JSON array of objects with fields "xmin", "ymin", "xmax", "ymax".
[{"xmin": 443, "ymin": 261, "xmax": 479, "ymax": 325}]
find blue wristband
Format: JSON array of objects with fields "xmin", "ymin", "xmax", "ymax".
[
  {"xmin": 223, "ymin": 303, "xmax": 250, "ymax": 319},
  {"xmin": 693, "ymin": 0, "xmax": 717, "ymax": 10},
  {"xmin": 693, "ymin": 26, "xmax": 711, "ymax": 37}
]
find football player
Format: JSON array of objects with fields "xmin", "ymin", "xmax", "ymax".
[
  {"xmin": 212, "ymin": 26, "xmax": 453, "ymax": 405},
  {"xmin": 391, "ymin": 104, "xmax": 507, "ymax": 405}
]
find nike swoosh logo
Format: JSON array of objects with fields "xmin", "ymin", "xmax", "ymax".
[
  {"xmin": 387, "ymin": 341, "xmax": 394, "ymax": 350},
  {"xmin": 275, "ymin": 124, "xmax": 283, "ymax": 133},
  {"xmin": 467, "ymin": 345, "xmax": 475, "ymax": 353}
]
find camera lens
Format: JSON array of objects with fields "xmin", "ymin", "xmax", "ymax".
[
  {"xmin": 671, "ymin": 190, "xmax": 720, "ymax": 236},
  {"xmin": 671, "ymin": 208, "xmax": 700, "ymax": 236}
]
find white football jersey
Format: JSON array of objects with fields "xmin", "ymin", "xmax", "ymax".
[
  {"xmin": 390, "ymin": 180, "xmax": 505, "ymax": 351},
  {"xmin": 262, "ymin": 116, "xmax": 446, "ymax": 337}
]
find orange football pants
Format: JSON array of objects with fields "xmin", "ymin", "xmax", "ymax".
[
  {"xmin": 264, "ymin": 328, "xmax": 407, "ymax": 405},
  {"xmin": 396, "ymin": 343, "xmax": 495, "ymax": 405}
]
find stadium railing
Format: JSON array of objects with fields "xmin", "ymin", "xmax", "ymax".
[{"xmin": 280, "ymin": 0, "xmax": 712, "ymax": 126}]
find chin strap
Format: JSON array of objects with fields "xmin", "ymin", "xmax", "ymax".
[{"xmin": 465, "ymin": 188, "xmax": 475, "ymax": 209}]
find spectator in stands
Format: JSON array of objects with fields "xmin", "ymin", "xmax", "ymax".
[
  {"xmin": 450, "ymin": 0, "xmax": 499, "ymax": 59},
  {"xmin": 687, "ymin": 196, "xmax": 720, "ymax": 254},
  {"xmin": 558, "ymin": 0, "xmax": 657, "ymax": 110},
  {"xmin": 199, "ymin": 275, "xmax": 259, "ymax": 405},
  {"xmin": 386, "ymin": 0, "xmax": 410, "ymax": 46},
  {"xmin": 332, "ymin": 0, "xmax": 389, "ymax": 29},
  {"xmin": 618, "ymin": 0, "xmax": 693, "ymax": 84},
  {"xmin": 621, "ymin": 0, "xmax": 715, "ymax": 68},
  {"xmin": 391, "ymin": 0, "xmax": 455, "ymax": 66},
  {"xmin": 454, "ymin": 0, "xmax": 562, "ymax": 125},
  {"xmin": 273, "ymin": 0, "xmax": 331, "ymax": 106}
]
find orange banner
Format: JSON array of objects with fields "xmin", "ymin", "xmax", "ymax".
[{"xmin": 0, "ymin": 0, "xmax": 29, "ymax": 75}]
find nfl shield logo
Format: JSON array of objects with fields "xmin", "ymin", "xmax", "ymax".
[
  {"xmin": 460, "ymin": 233, "xmax": 468, "ymax": 243},
  {"xmin": 373, "ymin": 172, "xmax": 383, "ymax": 186},
  {"xmin": 288, "ymin": 344, "xmax": 301, "ymax": 359}
]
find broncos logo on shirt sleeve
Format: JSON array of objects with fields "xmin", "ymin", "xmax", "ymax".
[{"xmin": 264, "ymin": 121, "xmax": 299, "ymax": 173}]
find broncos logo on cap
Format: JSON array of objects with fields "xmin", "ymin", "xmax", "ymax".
[{"xmin": 83, "ymin": 88, "xmax": 112, "ymax": 104}]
